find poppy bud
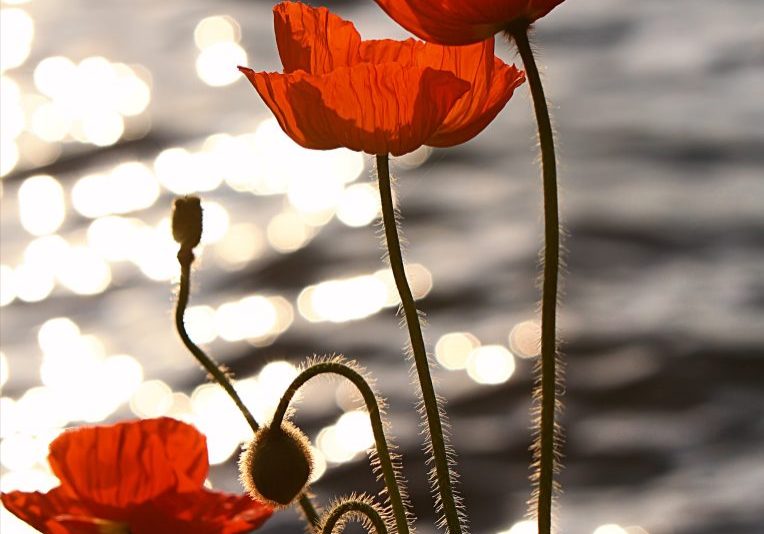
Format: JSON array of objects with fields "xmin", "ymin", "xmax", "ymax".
[
  {"xmin": 239, "ymin": 421, "xmax": 313, "ymax": 508},
  {"xmin": 172, "ymin": 196, "xmax": 203, "ymax": 250}
]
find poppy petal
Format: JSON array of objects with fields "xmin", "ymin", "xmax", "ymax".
[
  {"xmin": 1, "ymin": 488, "xmax": 96, "ymax": 534},
  {"xmin": 48, "ymin": 418, "xmax": 208, "ymax": 508},
  {"xmin": 128, "ymin": 490, "xmax": 273, "ymax": 534},
  {"xmin": 239, "ymin": 63, "xmax": 470, "ymax": 156},
  {"xmin": 274, "ymin": 1, "xmax": 361, "ymax": 74},
  {"xmin": 360, "ymin": 38, "xmax": 525, "ymax": 146},
  {"xmin": 373, "ymin": 0, "xmax": 564, "ymax": 45}
]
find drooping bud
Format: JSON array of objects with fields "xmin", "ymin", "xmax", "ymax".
[
  {"xmin": 172, "ymin": 196, "xmax": 203, "ymax": 250},
  {"xmin": 239, "ymin": 421, "xmax": 313, "ymax": 508}
]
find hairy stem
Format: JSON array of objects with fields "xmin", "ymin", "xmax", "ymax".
[
  {"xmin": 175, "ymin": 248, "xmax": 320, "ymax": 529},
  {"xmin": 510, "ymin": 28, "xmax": 561, "ymax": 534},
  {"xmin": 376, "ymin": 154, "xmax": 463, "ymax": 534},
  {"xmin": 273, "ymin": 361, "xmax": 411, "ymax": 534},
  {"xmin": 321, "ymin": 499, "xmax": 388, "ymax": 534}
]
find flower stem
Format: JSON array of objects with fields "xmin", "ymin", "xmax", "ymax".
[
  {"xmin": 175, "ymin": 248, "xmax": 320, "ymax": 529},
  {"xmin": 321, "ymin": 498, "xmax": 389, "ymax": 534},
  {"xmin": 510, "ymin": 27, "xmax": 561, "ymax": 534},
  {"xmin": 376, "ymin": 154, "xmax": 463, "ymax": 534},
  {"xmin": 175, "ymin": 250, "xmax": 260, "ymax": 433},
  {"xmin": 273, "ymin": 360, "xmax": 411, "ymax": 534}
]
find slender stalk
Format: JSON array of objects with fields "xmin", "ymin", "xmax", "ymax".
[
  {"xmin": 299, "ymin": 494, "xmax": 321, "ymax": 528},
  {"xmin": 175, "ymin": 250, "xmax": 259, "ymax": 433},
  {"xmin": 175, "ymin": 248, "xmax": 320, "ymax": 529},
  {"xmin": 272, "ymin": 361, "xmax": 411, "ymax": 534},
  {"xmin": 510, "ymin": 27, "xmax": 561, "ymax": 534},
  {"xmin": 321, "ymin": 499, "xmax": 388, "ymax": 534},
  {"xmin": 375, "ymin": 154, "xmax": 463, "ymax": 534}
]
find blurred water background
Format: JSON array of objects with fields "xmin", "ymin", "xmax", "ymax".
[{"xmin": 1, "ymin": 0, "xmax": 763, "ymax": 533}]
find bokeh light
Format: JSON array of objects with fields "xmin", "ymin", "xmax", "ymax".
[
  {"xmin": 18, "ymin": 175, "xmax": 66, "ymax": 236},
  {"xmin": 509, "ymin": 320, "xmax": 541, "ymax": 359},
  {"xmin": 435, "ymin": 332, "xmax": 481, "ymax": 371},
  {"xmin": 466, "ymin": 345, "xmax": 516, "ymax": 385}
]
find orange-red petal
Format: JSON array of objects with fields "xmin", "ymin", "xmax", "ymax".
[
  {"xmin": 274, "ymin": 1, "xmax": 360, "ymax": 74},
  {"xmin": 239, "ymin": 63, "xmax": 469, "ymax": 156},
  {"xmin": 373, "ymin": 0, "xmax": 565, "ymax": 45},
  {"xmin": 48, "ymin": 418, "xmax": 208, "ymax": 508},
  {"xmin": 360, "ymin": 38, "xmax": 525, "ymax": 146},
  {"xmin": 1, "ymin": 488, "xmax": 97, "ymax": 534},
  {"xmin": 126, "ymin": 490, "xmax": 273, "ymax": 534}
]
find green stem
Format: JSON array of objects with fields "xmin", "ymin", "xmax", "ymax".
[
  {"xmin": 321, "ymin": 499, "xmax": 388, "ymax": 534},
  {"xmin": 273, "ymin": 361, "xmax": 411, "ymax": 534},
  {"xmin": 510, "ymin": 28, "xmax": 561, "ymax": 534},
  {"xmin": 175, "ymin": 248, "xmax": 320, "ymax": 529},
  {"xmin": 375, "ymin": 154, "xmax": 463, "ymax": 534}
]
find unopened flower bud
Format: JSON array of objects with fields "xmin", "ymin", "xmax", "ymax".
[
  {"xmin": 239, "ymin": 421, "xmax": 313, "ymax": 508},
  {"xmin": 172, "ymin": 196, "xmax": 203, "ymax": 249}
]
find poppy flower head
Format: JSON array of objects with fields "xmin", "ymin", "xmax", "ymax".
[
  {"xmin": 373, "ymin": 0, "xmax": 566, "ymax": 45},
  {"xmin": 239, "ymin": 1, "xmax": 524, "ymax": 156},
  {"xmin": 1, "ymin": 418, "xmax": 273, "ymax": 534},
  {"xmin": 239, "ymin": 421, "xmax": 313, "ymax": 508}
]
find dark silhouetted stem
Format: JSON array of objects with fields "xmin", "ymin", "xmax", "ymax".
[
  {"xmin": 175, "ymin": 251, "xmax": 259, "ymax": 433},
  {"xmin": 376, "ymin": 154, "xmax": 463, "ymax": 534},
  {"xmin": 511, "ymin": 28, "xmax": 561, "ymax": 534},
  {"xmin": 321, "ymin": 499, "xmax": 388, "ymax": 534},
  {"xmin": 273, "ymin": 361, "xmax": 411, "ymax": 534},
  {"xmin": 175, "ymin": 248, "xmax": 319, "ymax": 529}
]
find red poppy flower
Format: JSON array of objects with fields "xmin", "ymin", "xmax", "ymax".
[
  {"xmin": 239, "ymin": 1, "xmax": 524, "ymax": 156},
  {"xmin": 1, "ymin": 418, "xmax": 273, "ymax": 534},
  {"xmin": 373, "ymin": 0, "xmax": 565, "ymax": 45}
]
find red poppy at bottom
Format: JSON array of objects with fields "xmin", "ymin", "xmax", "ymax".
[{"xmin": 1, "ymin": 418, "xmax": 273, "ymax": 534}]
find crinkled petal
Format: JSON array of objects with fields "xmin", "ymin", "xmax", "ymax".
[
  {"xmin": 128, "ymin": 490, "xmax": 273, "ymax": 534},
  {"xmin": 48, "ymin": 418, "xmax": 208, "ymax": 508},
  {"xmin": 373, "ymin": 0, "xmax": 564, "ymax": 45},
  {"xmin": 274, "ymin": 1, "xmax": 361, "ymax": 74},
  {"xmin": 239, "ymin": 63, "xmax": 469, "ymax": 156},
  {"xmin": 1, "ymin": 488, "xmax": 100, "ymax": 534},
  {"xmin": 360, "ymin": 37, "xmax": 525, "ymax": 146}
]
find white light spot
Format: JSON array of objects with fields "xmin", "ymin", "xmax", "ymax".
[
  {"xmin": 335, "ymin": 410, "xmax": 374, "ymax": 453},
  {"xmin": 18, "ymin": 175, "xmax": 66, "ymax": 236},
  {"xmin": 57, "ymin": 245, "xmax": 111, "ymax": 295},
  {"xmin": 0, "ymin": 265, "xmax": 16, "ymax": 306},
  {"xmin": 184, "ymin": 305, "xmax": 217, "ymax": 344},
  {"xmin": 130, "ymin": 380, "xmax": 173, "ymax": 418},
  {"xmin": 214, "ymin": 223, "xmax": 264, "ymax": 268},
  {"xmin": 200, "ymin": 201, "xmax": 229, "ymax": 245},
  {"xmin": 194, "ymin": 15, "xmax": 241, "ymax": 50},
  {"xmin": 266, "ymin": 211, "xmax": 314, "ymax": 253},
  {"xmin": 337, "ymin": 183, "xmax": 380, "ymax": 227},
  {"xmin": 498, "ymin": 520, "xmax": 537, "ymax": 534},
  {"xmin": 593, "ymin": 525, "xmax": 629, "ymax": 534},
  {"xmin": 14, "ymin": 262, "xmax": 55, "ymax": 302},
  {"xmin": 0, "ymin": 9, "xmax": 34, "ymax": 72},
  {"xmin": 34, "ymin": 56, "xmax": 77, "ymax": 98},
  {"xmin": 81, "ymin": 109, "xmax": 124, "ymax": 146},
  {"xmin": 509, "ymin": 320, "xmax": 541, "ymax": 359},
  {"xmin": 196, "ymin": 42, "xmax": 247, "ymax": 87},
  {"xmin": 466, "ymin": 345, "xmax": 515, "ymax": 385},
  {"xmin": 435, "ymin": 332, "xmax": 481, "ymax": 371}
]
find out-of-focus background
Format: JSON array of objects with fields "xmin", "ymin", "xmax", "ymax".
[{"xmin": 1, "ymin": 0, "xmax": 763, "ymax": 532}]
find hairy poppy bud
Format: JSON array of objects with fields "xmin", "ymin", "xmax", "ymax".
[
  {"xmin": 239, "ymin": 421, "xmax": 313, "ymax": 507},
  {"xmin": 172, "ymin": 196, "xmax": 203, "ymax": 249}
]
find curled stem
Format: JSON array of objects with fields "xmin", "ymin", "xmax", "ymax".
[
  {"xmin": 272, "ymin": 360, "xmax": 411, "ymax": 534},
  {"xmin": 321, "ymin": 498, "xmax": 389, "ymax": 534},
  {"xmin": 509, "ymin": 27, "xmax": 561, "ymax": 534},
  {"xmin": 375, "ymin": 154, "xmax": 463, "ymax": 534},
  {"xmin": 175, "ymin": 246, "xmax": 320, "ymax": 529},
  {"xmin": 175, "ymin": 249, "xmax": 259, "ymax": 433}
]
